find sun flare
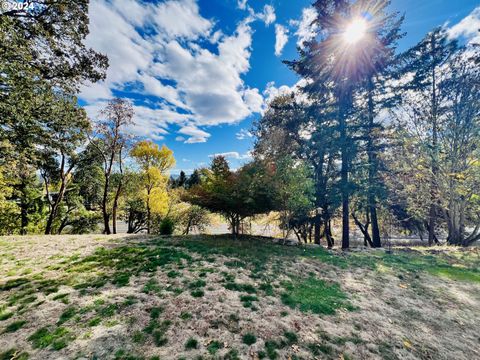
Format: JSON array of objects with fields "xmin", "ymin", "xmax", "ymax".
[{"xmin": 343, "ymin": 17, "xmax": 368, "ymax": 44}]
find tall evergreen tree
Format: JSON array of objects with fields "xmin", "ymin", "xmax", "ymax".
[
  {"xmin": 286, "ymin": 0, "xmax": 403, "ymax": 248},
  {"xmin": 395, "ymin": 28, "xmax": 458, "ymax": 245},
  {"xmin": 352, "ymin": 1, "xmax": 404, "ymax": 247},
  {"xmin": 177, "ymin": 171, "xmax": 187, "ymax": 188}
]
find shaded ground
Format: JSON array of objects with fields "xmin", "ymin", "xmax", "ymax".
[{"xmin": 0, "ymin": 234, "xmax": 479, "ymax": 360}]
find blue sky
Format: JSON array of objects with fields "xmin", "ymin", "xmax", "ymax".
[{"xmin": 80, "ymin": 0, "xmax": 480, "ymax": 174}]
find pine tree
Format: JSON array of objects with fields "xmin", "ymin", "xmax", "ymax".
[
  {"xmin": 286, "ymin": 0, "xmax": 403, "ymax": 248},
  {"xmin": 177, "ymin": 171, "xmax": 187, "ymax": 188},
  {"xmin": 396, "ymin": 28, "xmax": 458, "ymax": 245},
  {"xmin": 353, "ymin": 1, "xmax": 404, "ymax": 247}
]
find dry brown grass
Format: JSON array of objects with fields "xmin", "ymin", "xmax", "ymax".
[{"xmin": 0, "ymin": 234, "xmax": 479, "ymax": 360}]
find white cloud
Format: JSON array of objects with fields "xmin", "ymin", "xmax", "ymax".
[
  {"xmin": 263, "ymin": 79, "xmax": 310, "ymax": 105},
  {"xmin": 178, "ymin": 125, "xmax": 211, "ymax": 143},
  {"xmin": 263, "ymin": 81, "xmax": 295, "ymax": 104},
  {"xmin": 290, "ymin": 7, "xmax": 318, "ymax": 48},
  {"xmin": 275, "ymin": 24, "xmax": 289, "ymax": 56},
  {"xmin": 258, "ymin": 5, "xmax": 276, "ymax": 26},
  {"xmin": 236, "ymin": 128, "xmax": 253, "ymax": 140},
  {"xmin": 176, "ymin": 136, "xmax": 186, "ymax": 142},
  {"xmin": 448, "ymin": 7, "xmax": 480, "ymax": 44},
  {"xmin": 209, "ymin": 151, "xmax": 252, "ymax": 160},
  {"xmin": 81, "ymin": 0, "xmax": 264, "ymax": 144},
  {"xmin": 237, "ymin": 0, "xmax": 248, "ymax": 10},
  {"xmin": 210, "ymin": 30, "xmax": 223, "ymax": 44},
  {"xmin": 151, "ymin": 0, "xmax": 212, "ymax": 40},
  {"xmin": 83, "ymin": 100, "xmax": 182, "ymax": 141},
  {"xmin": 243, "ymin": 88, "xmax": 264, "ymax": 113}
]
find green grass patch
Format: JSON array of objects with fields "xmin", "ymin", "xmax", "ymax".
[
  {"xmin": 28, "ymin": 326, "xmax": 74, "ymax": 350},
  {"xmin": 132, "ymin": 330, "xmax": 146, "ymax": 344},
  {"xmin": 150, "ymin": 307, "xmax": 163, "ymax": 319},
  {"xmin": 57, "ymin": 307, "xmax": 77, "ymax": 325},
  {"xmin": 144, "ymin": 319, "xmax": 171, "ymax": 347},
  {"xmin": 0, "ymin": 349, "xmax": 29, "ymax": 360},
  {"xmin": 143, "ymin": 279, "xmax": 161, "ymax": 294},
  {"xmin": 281, "ymin": 277, "xmax": 353, "ymax": 315},
  {"xmin": 428, "ymin": 266, "xmax": 480, "ymax": 283},
  {"xmin": 88, "ymin": 317, "xmax": 101, "ymax": 327},
  {"xmin": 207, "ymin": 340, "xmax": 223, "ymax": 355},
  {"xmin": 180, "ymin": 311, "xmax": 192, "ymax": 320},
  {"xmin": 308, "ymin": 342, "xmax": 335, "ymax": 356},
  {"xmin": 283, "ymin": 331, "xmax": 298, "ymax": 344},
  {"xmin": 3, "ymin": 320, "xmax": 26, "ymax": 333},
  {"xmin": 224, "ymin": 282, "xmax": 256, "ymax": 293},
  {"xmin": 0, "ymin": 311, "xmax": 13, "ymax": 321},
  {"xmin": 242, "ymin": 333, "xmax": 257, "ymax": 345},
  {"xmin": 52, "ymin": 293, "xmax": 69, "ymax": 304},
  {"xmin": 166, "ymin": 270, "xmax": 180, "ymax": 278},
  {"xmin": 185, "ymin": 337, "xmax": 199, "ymax": 350},
  {"xmin": 224, "ymin": 349, "xmax": 240, "ymax": 360},
  {"xmin": 190, "ymin": 289, "xmax": 204, "ymax": 297},
  {"xmin": 239, "ymin": 294, "xmax": 258, "ymax": 308},
  {"xmin": 264, "ymin": 340, "xmax": 279, "ymax": 359},
  {"xmin": 259, "ymin": 282, "xmax": 274, "ymax": 296},
  {"xmin": 188, "ymin": 279, "xmax": 206, "ymax": 289}
]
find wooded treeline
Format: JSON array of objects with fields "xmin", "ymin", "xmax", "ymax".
[
  {"xmin": 251, "ymin": 0, "xmax": 480, "ymax": 248},
  {"xmin": 0, "ymin": 1, "xmax": 479, "ymax": 247},
  {"xmin": 0, "ymin": 1, "xmax": 181, "ymax": 236}
]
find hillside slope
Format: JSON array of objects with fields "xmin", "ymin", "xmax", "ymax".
[{"xmin": 0, "ymin": 235, "xmax": 479, "ymax": 360}]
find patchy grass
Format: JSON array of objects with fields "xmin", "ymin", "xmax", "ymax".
[
  {"xmin": 281, "ymin": 277, "xmax": 354, "ymax": 315},
  {"xmin": 2, "ymin": 320, "xmax": 26, "ymax": 333},
  {"xmin": 242, "ymin": 332, "xmax": 257, "ymax": 345},
  {"xmin": 207, "ymin": 340, "xmax": 223, "ymax": 354},
  {"xmin": 28, "ymin": 326, "xmax": 73, "ymax": 350},
  {"xmin": 0, "ymin": 349, "xmax": 29, "ymax": 360},
  {"xmin": 0, "ymin": 234, "xmax": 479, "ymax": 359},
  {"xmin": 184, "ymin": 337, "xmax": 199, "ymax": 350}
]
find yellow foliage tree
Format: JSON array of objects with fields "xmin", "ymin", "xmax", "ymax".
[{"xmin": 131, "ymin": 141, "xmax": 175, "ymax": 233}]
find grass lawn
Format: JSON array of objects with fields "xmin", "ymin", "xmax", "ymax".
[{"xmin": 0, "ymin": 234, "xmax": 479, "ymax": 359}]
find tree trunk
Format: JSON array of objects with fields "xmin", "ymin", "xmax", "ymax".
[
  {"xmin": 112, "ymin": 181, "xmax": 122, "ymax": 234},
  {"xmin": 19, "ymin": 178, "xmax": 28, "ymax": 235},
  {"xmin": 146, "ymin": 189, "xmax": 151, "ymax": 235},
  {"xmin": 102, "ymin": 175, "xmax": 111, "ymax": 235},
  {"xmin": 352, "ymin": 211, "xmax": 374, "ymax": 247},
  {"xmin": 45, "ymin": 180, "xmax": 67, "ymax": 235},
  {"xmin": 229, "ymin": 214, "xmax": 239, "ymax": 237},
  {"xmin": 340, "ymin": 113, "xmax": 350, "ymax": 250},
  {"xmin": 45, "ymin": 155, "xmax": 72, "ymax": 235},
  {"xmin": 370, "ymin": 205, "xmax": 381, "ymax": 247},
  {"xmin": 428, "ymin": 34, "xmax": 439, "ymax": 246},
  {"xmin": 314, "ymin": 212, "xmax": 321, "ymax": 245},
  {"xmin": 325, "ymin": 220, "xmax": 334, "ymax": 249},
  {"xmin": 366, "ymin": 77, "xmax": 382, "ymax": 248}
]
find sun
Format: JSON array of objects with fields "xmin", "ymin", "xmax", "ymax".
[{"xmin": 343, "ymin": 17, "xmax": 368, "ymax": 45}]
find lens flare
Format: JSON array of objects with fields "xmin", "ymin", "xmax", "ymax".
[{"xmin": 343, "ymin": 18, "xmax": 368, "ymax": 44}]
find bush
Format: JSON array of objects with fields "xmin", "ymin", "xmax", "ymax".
[
  {"xmin": 69, "ymin": 210, "xmax": 101, "ymax": 234},
  {"xmin": 159, "ymin": 217, "xmax": 175, "ymax": 235}
]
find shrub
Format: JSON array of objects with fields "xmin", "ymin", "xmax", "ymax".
[{"xmin": 159, "ymin": 217, "xmax": 175, "ymax": 235}]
